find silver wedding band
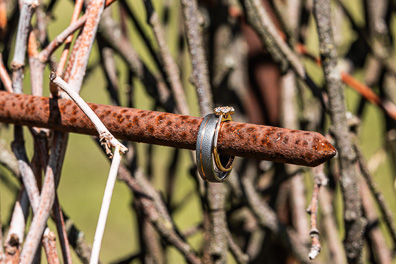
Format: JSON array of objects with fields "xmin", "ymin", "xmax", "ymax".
[{"xmin": 196, "ymin": 112, "xmax": 235, "ymax": 182}]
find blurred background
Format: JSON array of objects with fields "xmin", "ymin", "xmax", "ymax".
[{"xmin": 1, "ymin": 0, "xmax": 396, "ymax": 263}]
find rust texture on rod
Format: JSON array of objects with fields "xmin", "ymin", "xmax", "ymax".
[{"xmin": 0, "ymin": 91, "xmax": 336, "ymax": 166}]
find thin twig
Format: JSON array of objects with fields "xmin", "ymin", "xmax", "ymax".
[
  {"xmin": 53, "ymin": 196, "xmax": 73, "ymax": 264},
  {"xmin": 180, "ymin": 0, "xmax": 213, "ymax": 115},
  {"xmin": 225, "ymin": 228, "xmax": 249, "ymax": 264},
  {"xmin": 241, "ymin": 171, "xmax": 310, "ymax": 263},
  {"xmin": 319, "ymin": 188, "xmax": 347, "ymax": 263},
  {"xmin": 0, "ymin": 139, "xmax": 20, "ymax": 178},
  {"xmin": 360, "ymin": 178, "xmax": 392, "ymax": 264},
  {"xmin": 66, "ymin": 0, "xmax": 105, "ymax": 94},
  {"xmin": 313, "ymin": 0, "xmax": 365, "ymax": 262},
  {"xmin": 306, "ymin": 164, "xmax": 328, "ymax": 260},
  {"xmin": 355, "ymin": 145, "xmax": 396, "ymax": 253},
  {"xmin": 56, "ymin": 0, "xmax": 84, "ymax": 76},
  {"xmin": 19, "ymin": 131, "xmax": 63, "ymax": 264},
  {"xmin": 90, "ymin": 145, "xmax": 122, "ymax": 264},
  {"xmin": 116, "ymin": 163, "xmax": 202, "ymax": 264},
  {"xmin": 38, "ymin": 14, "xmax": 86, "ymax": 63},
  {"xmin": 144, "ymin": 0, "xmax": 189, "ymax": 115},
  {"xmin": 4, "ymin": 190, "xmax": 29, "ymax": 263}
]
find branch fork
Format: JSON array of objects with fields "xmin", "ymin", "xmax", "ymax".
[{"xmin": 49, "ymin": 70, "xmax": 128, "ymax": 157}]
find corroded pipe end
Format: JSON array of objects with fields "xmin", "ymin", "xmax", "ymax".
[{"xmin": 218, "ymin": 123, "xmax": 337, "ymax": 167}]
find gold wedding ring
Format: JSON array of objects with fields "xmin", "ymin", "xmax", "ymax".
[
  {"xmin": 213, "ymin": 106, "xmax": 235, "ymax": 172},
  {"xmin": 196, "ymin": 106, "xmax": 236, "ymax": 182}
]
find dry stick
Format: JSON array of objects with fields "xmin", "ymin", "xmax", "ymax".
[
  {"xmin": 37, "ymin": 3, "xmax": 108, "ymax": 260},
  {"xmin": 239, "ymin": 0, "xmax": 325, "ymax": 107},
  {"xmin": 90, "ymin": 145, "xmax": 122, "ymax": 264},
  {"xmin": 98, "ymin": 42, "xmax": 121, "ymax": 106},
  {"xmin": 42, "ymin": 228, "xmax": 60, "ymax": 264},
  {"xmin": 53, "ymin": 197, "xmax": 73, "ymax": 264},
  {"xmin": 313, "ymin": 0, "xmax": 365, "ymax": 262},
  {"xmin": 117, "ymin": 164, "xmax": 202, "ymax": 264},
  {"xmin": 49, "ymin": 72, "xmax": 127, "ymax": 261},
  {"xmin": 97, "ymin": 14, "xmax": 174, "ymax": 113},
  {"xmin": 225, "ymin": 228, "xmax": 249, "ymax": 264},
  {"xmin": 0, "ymin": 53, "xmax": 12, "ymax": 92},
  {"xmin": 144, "ymin": 0, "xmax": 189, "ymax": 115},
  {"xmin": 28, "ymin": 27, "xmax": 44, "ymax": 96},
  {"xmin": 335, "ymin": 0, "xmax": 396, "ymax": 78},
  {"xmin": 11, "ymin": 0, "xmax": 38, "ymax": 93},
  {"xmin": 306, "ymin": 164, "xmax": 328, "ymax": 260},
  {"xmin": 281, "ymin": 71, "xmax": 309, "ymax": 242},
  {"xmin": 40, "ymin": 0, "xmax": 117, "ymax": 67},
  {"xmin": 319, "ymin": 188, "xmax": 347, "ymax": 264},
  {"xmin": 12, "ymin": 137, "xmax": 61, "ymax": 262},
  {"xmin": 180, "ymin": 0, "xmax": 228, "ymax": 261},
  {"xmin": 296, "ymin": 44, "xmax": 396, "ymax": 121},
  {"xmin": 67, "ymin": 0, "xmax": 105, "ymax": 94},
  {"xmin": 57, "ymin": 0, "xmax": 84, "ymax": 76},
  {"xmin": 0, "ymin": 139, "xmax": 20, "ymax": 178},
  {"xmin": 8, "ymin": 1, "xmax": 39, "ymax": 261},
  {"xmin": 360, "ymin": 179, "xmax": 392, "ymax": 264},
  {"xmin": 239, "ymin": 0, "xmax": 304, "ymax": 77},
  {"xmin": 63, "ymin": 213, "xmax": 96, "ymax": 264},
  {"xmin": 38, "ymin": 15, "xmax": 86, "ymax": 63},
  {"xmin": 355, "ymin": 146, "xmax": 396, "ymax": 252},
  {"xmin": 180, "ymin": 0, "xmax": 213, "ymax": 116},
  {"xmin": 19, "ymin": 132, "xmax": 64, "ymax": 264},
  {"xmin": 241, "ymin": 173, "xmax": 310, "ymax": 264},
  {"xmin": 4, "ymin": 190, "xmax": 29, "ymax": 263}
]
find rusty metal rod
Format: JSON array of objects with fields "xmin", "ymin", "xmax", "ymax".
[{"xmin": 0, "ymin": 91, "xmax": 336, "ymax": 166}]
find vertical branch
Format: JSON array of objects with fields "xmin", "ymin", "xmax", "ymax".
[
  {"xmin": 11, "ymin": 0, "xmax": 38, "ymax": 94},
  {"xmin": 67, "ymin": 0, "xmax": 105, "ymax": 93},
  {"xmin": 241, "ymin": 172, "xmax": 310, "ymax": 263},
  {"xmin": 320, "ymin": 188, "xmax": 347, "ymax": 263},
  {"xmin": 179, "ymin": 1, "xmax": 229, "ymax": 262},
  {"xmin": 355, "ymin": 145, "xmax": 396, "ymax": 252},
  {"xmin": 19, "ymin": 131, "xmax": 64, "ymax": 264},
  {"xmin": 360, "ymin": 179, "xmax": 392, "ymax": 264},
  {"xmin": 306, "ymin": 164, "xmax": 328, "ymax": 260},
  {"xmin": 144, "ymin": 0, "xmax": 189, "ymax": 115},
  {"xmin": 53, "ymin": 197, "xmax": 73, "ymax": 264},
  {"xmin": 4, "ymin": 190, "xmax": 29, "ymax": 263},
  {"xmin": 180, "ymin": 0, "xmax": 213, "ymax": 115},
  {"xmin": 57, "ymin": 0, "xmax": 84, "ymax": 76},
  {"xmin": 90, "ymin": 145, "xmax": 122, "ymax": 264},
  {"xmin": 313, "ymin": 0, "xmax": 365, "ymax": 262},
  {"xmin": 280, "ymin": 71, "xmax": 309, "ymax": 243}
]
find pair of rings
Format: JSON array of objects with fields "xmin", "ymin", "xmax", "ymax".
[{"xmin": 196, "ymin": 106, "xmax": 236, "ymax": 182}]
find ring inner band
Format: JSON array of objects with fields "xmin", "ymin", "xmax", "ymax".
[{"xmin": 213, "ymin": 114, "xmax": 235, "ymax": 172}]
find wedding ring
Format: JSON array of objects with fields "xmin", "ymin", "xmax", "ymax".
[
  {"xmin": 196, "ymin": 106, "xmax": 236, "ymax": 182},
  {"xmin": 213, "ymin": 106, "xmax": 235, "ymax": 172}
]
